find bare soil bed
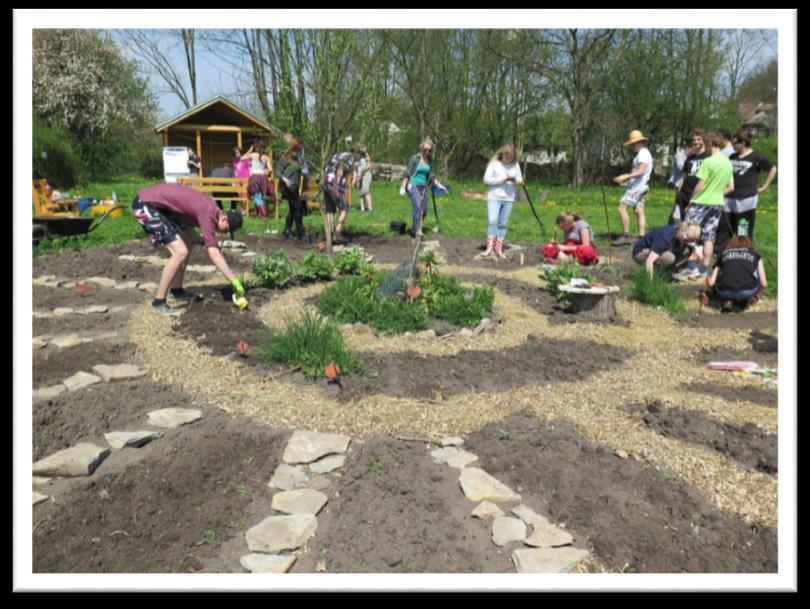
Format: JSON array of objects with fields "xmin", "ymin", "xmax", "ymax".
[{"xmin": 30, "ymin": 233, "xmax": 779, "ymax": 575}]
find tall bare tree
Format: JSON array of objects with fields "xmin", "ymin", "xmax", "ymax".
[{"xmin": 120, "ymin": 29, "xmax": 199, "ymax": 110}]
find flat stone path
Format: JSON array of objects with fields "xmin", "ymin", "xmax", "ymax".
[
  {"xmin": 240, "ymin": 429, "xmax": 352, "ymax": 573},
  {"xmin": 427, "ymin": 436, "xmax": 590, "ymax": 573}
]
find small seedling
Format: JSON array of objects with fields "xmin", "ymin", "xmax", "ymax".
[
  {"xmin": 367, "ymin": 456, "xmax": 383, "ymax": 476},
  {"xmin": 195, "ymin": 530, "xmax": 216, "ymax": 546}
]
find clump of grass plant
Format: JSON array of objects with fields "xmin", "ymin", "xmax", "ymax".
[
  {"xmin": 259, "ymin": 309, "xmax": 362, "ymax": 380},
  {"xmin": 629, "ymin": 267, "xmax": 685, "ymax": 314}
]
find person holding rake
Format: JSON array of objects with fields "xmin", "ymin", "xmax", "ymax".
[{"xmin": 481, "ymin": 143, "xmax": 523, "ymax": 259}]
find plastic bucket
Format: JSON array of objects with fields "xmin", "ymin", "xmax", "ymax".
[
  {"xmin": 389, "ymin": 221, "xmax": 407, "ymax": 235},
  {"xmin": 91, "ymin": 205, "xmax": 123, "ymax": 218}
]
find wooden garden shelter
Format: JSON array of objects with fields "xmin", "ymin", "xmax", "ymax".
[{"xmin": 155, "ymin": 96, "xmax": 280, "ymax": 176}]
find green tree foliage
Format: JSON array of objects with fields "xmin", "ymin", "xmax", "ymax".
[
  {"xmin": 738, "ymin": 60, "xmax": 778, "ymax": 104},
  {"xmin": 32, "ymin": 29, "xmax": 160, "ymax": 185}
]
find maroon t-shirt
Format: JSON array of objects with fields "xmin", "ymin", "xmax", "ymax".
[{"xmin": 138, "ymin": 183, "xmax": 221, "ymax": 248}]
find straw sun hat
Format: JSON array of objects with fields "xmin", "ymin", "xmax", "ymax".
[{"xmin": 625, "ymin": 130, "xmax": 648, "ymax": 146}]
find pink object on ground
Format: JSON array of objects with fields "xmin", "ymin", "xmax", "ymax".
[{"xmin": 706, "ymin": 361, "xmax": 760, "ymax": 372}]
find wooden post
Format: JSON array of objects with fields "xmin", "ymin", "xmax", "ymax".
[
  {"xmin": 346, "ymin": 173, "xmax": 353, "ymax": 207},
  {"xmin": 162, "ymin": 131, "xmax": 168, "ymax": 147},
  {"xmin": 237, "ymin": 130, "xmax": 242, "ymax": 151},
  {"xmin": 196, "ymin": 131, "xmax": 202, "ymax": 176}
]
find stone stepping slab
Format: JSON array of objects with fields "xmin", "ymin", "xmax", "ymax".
[
  {"xmin": 308, "ymin": 454, "xmax": 346, "ymax": 474},
  {"xmin": 268, "ymin": 464, "xmax": 309, "ymax": 491},
  {"xmin": 524, "ymin": 522, "xmax": 574, "ymax": 548},
  {"xmin": 32, "ymin": 385, "xmax": 67, "ymax": 401},
  {"xmin": 104, "ymin": 430, "xmax": 164, "ymax": 450},
  {"xmin": 245, "ymin": 514, "xmax": 318, "ymax": 554},
  {"xmin": 62, "ymin": 371, "xmax": 103, "ymax": 392},
  {"xmin": 441, "ymin": 437, "xmax": 465, "ymax": 447},
  {"xmin": 472, "ymin": 501, "xmax": 504, "ymax": 520},
  {"xmin": 32, "ymin": 443, "xmax": 110, "ymax": 477},
  {"xmin": 446, "ymin": 449, "xmax": 478, "ymax": 469},
  {"xmin": 283, "ymin": 430, "xmax": 351, "ymax": 465},
  {"xmin": 49, "ymin": 335, "xmax": 94, "ymax": 349},
  {"xmin": 33, "ymin": 492, "xmax": 49, "ymax": 506},
  {"xmin": 147, "ymin": 408, "xmax": 203, "ymax": 429},
  {"xmin": 33, "ymin": 477, "xmax": 51, "ymax": 486},
  {"xmin": 114, "ymin": 281, "xmax": 140, "ymax": 290},
  {"xmin": 458, "ymin": 468, "xmax": 521, "ymax": 503},
  {"xmin": 511, "ymin": 505, "xmax": 550, "ymax": 527},
  {"xmin": 186, "ymin": 265, "xmax": 216, "ymax": 274},
  {"xmin": 92, "ymin": 364, "xmax": 147, "ymax": 383},
  {"xmin": 240, "ymin": 553, "xmax": 297, "ymax": 573},
  {"xmin": 511, "ymin": 547, "xmax": 590, "ymax": 573},
  {"xmin": 271, "ymin": 489, "xmax": 328, "ymax": 516},
  {"xmin": 492, "ymin": 516, "xmax": 527, "ymax": 547},
  {"xmin": 221, "ymin": 240, "xmax": 247, "ymax": 249},
  {"xmin": 87, "ymin": 277, "xmax": 118, "ymax": 288}
]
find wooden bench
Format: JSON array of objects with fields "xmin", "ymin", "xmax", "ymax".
[
  {"xmin": 177, "ymin": 176, "xmax": 252, "ymax": 216},
  {"xmin": 32, "ymin": 179, "xmax": 78, "ymax": 217}
]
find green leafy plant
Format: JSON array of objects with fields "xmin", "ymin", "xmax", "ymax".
[
  {"xmin": 541, "ymin": 259, "xmax": 597, "ymax": 304},
  {"xmin": 420, "ymin": 250, "xmax": 440, "ymax": 276},
  {"xmin": 260, "ymin": 309, "xmax": 362, "ymax": 380},
  {"xmin": 252, "ymin": 251, "xmax": 295, "ymax": 288},
  {"xmin": 294, "ymin": 251, "xmax": 335, "ymax": 283},
  {"xmin": 629, "ymin": 267, "xmax": 685, "ymax": 314},
  {"xmin": 428, "ymin": 285, "xmax": 494, "ymax": 327},
  {"xmin": 333, "ymin": 247, "xmax": 372, "ymax": 276}
]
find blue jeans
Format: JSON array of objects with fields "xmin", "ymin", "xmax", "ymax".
[
  {"xmin": 715, "ymin": 286, "xmax": 759, "ymax": 300},
  {"xmin": 407, "ymin": 184, "xmax": 428, "ymax": 233},
  {"xmin": 487, "ymin": 199, "xmax": 514, "ymax": 238}
]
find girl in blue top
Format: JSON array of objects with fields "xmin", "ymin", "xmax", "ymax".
[{"xmin": 399, "ymin": 137, "xmax": 448, "ymax": 237}]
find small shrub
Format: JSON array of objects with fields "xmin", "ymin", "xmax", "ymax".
[
  {"xmin": 252, "ymin": 251, "xmax": 294, "ymax": 288},
  {"xmin": 294, "ymin": 251, "xmax": 335, "ymax": 283},
  {"xmin": 260, "ymin": 309, "xmax": 362, "ymax": 380},
  {"xmin": 629, "ymin": 267, "xmax": 685, "ymax": 314},
  {"xmin": 334, "ymin": 247, "xmax": 371, "ymax": 276}
]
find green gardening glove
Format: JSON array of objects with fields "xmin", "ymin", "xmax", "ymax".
[{"xmin": 231, "ymin": 278, "xmax": 248, "ymax": 309}]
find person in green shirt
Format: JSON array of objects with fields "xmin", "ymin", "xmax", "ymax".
[{"xmin": 678, "ymin": 132, "xmax": 735, "ymax": 280}]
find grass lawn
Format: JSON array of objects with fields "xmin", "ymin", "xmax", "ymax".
[{"xmin": 32, "ymin": 177, "xmax": 779, "ymax": 294}]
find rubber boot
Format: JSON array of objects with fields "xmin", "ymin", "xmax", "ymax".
[
  {"xmin": 494, "ymin": 238, "xmax": 507, "ymax": 259},
  {"xmin": 482, "ymin": 236, "xmax": 496, "ymax": 257}
]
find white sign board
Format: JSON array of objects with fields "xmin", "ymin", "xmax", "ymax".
[{"xmin": 163, "ymin": 147, "xmax": 191, "ymax": 183}]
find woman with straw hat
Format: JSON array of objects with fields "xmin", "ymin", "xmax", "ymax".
[{"xmin": 612, "ymin": 129, "xmax": 653, "ymax": 246}]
